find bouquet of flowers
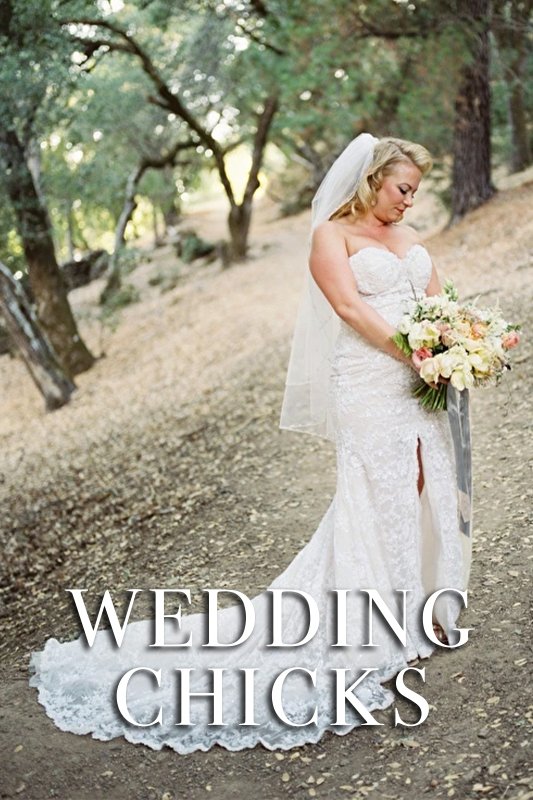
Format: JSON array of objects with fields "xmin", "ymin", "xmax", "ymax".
[{"xmin": 392, "ymin": 280, "xmax": 521, "ymax": 411}]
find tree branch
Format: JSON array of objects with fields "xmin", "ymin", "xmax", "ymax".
[
  {"xmin": 204, "ymin": 0, "xmax": 285, "ymax": 56},
  {"xmin": 140, "ymin": 138, "xmax": 197, "ymax": 171},
  {"xmin": 61, "ymin": 17, "xmax": 237, "ymax": 205},
  {"xmin": 234, "ymin": 18, "xmax": 286, "ymax": 55},
  {"xmin": 242, "ymin": 92, "xmax": 278, "ymax": 204}
]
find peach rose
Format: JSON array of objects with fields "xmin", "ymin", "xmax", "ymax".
[
  {"xmin": 471, "ymin": 322, "xmax": 488, "ymax": 339},
  {"xmin": 412, "ymin": 347, "xmax": 433, "ymax": 370},
  {"xmin": 502, "ymin": 330, "xmax": 520, "ymax": 350}
]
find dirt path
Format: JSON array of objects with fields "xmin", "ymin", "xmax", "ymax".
[{"xmin": 0, "ymin": 183, "xmax": 532, "ymax": 800}]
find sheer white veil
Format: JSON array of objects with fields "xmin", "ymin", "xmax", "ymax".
[{"xmin": 279, "ymin": 132, "xmax": 379, "ymax": 442}]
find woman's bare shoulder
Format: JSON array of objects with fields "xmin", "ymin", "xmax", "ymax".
[
  {"xmin": 311, "ymin": 220, "xmax": 349, "ymax": 247},
  {"xmin": 313, "ymin": 219, "xmax": 346, "ymax": 236},
  {"xmin": 310, "ymin": 220, "xmax": 353, "ymax": 264}
]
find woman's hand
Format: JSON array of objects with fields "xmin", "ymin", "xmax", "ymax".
[
  {"xmin": 424, "ymin": 374, "xmax": 450, "ymax": 390},
  {"xmin": 427, "ymin": 376, "xmax": 449, "ymax": 390}
]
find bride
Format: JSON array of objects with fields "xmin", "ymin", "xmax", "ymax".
[{"xmin": 29, "ymin": 133, "xmax": 473, "ymax": 753}]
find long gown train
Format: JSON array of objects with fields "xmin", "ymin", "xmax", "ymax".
[{"xmin": 29, "ymin": 244, "xmax": 473, "ymax": 752}]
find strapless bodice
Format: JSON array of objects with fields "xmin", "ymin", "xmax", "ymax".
[{"xmin": 347, "ymin": 243, "xmax": 432, "ymax": 298}]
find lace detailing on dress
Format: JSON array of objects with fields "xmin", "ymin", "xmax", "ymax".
[
  {"xmin": 347, "ymin": 243, "xmax": 432, "ymax": 297},
  {"xmin": 29, "ymin": 244, "xmax": 470, "ymax": 753}
]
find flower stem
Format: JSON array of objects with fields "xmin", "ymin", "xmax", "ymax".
[{"xmin": 413, "ymin": 381, "xmax": 447, "ymax": 411}]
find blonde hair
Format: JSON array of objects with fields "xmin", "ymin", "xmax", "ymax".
[{"xmin": 329, "ymin": 136, "xmax": 433, "ymax": 221}]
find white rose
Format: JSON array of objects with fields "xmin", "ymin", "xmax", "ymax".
[
  {"xmin": 455, "ymin": 320, "xmax": 471, "ymax": 337},
  {"xmin": 461, "ymin": 337, "xmax": 482, "ymax": 353},
  {"xmin": 419, "ymin": 356, "xmax": 441, "ymax": 385},
  {"xmin": 436, "ymin": 351, "xmax": 456, "ymax": 378},
  {"xmin": 398, "ymin": 315, "xmax": 411, "ymax": 335},
  {"xmin": 408, "ymin": 322, "xmax": 440, "ymax": 350},
  {"xmin": 468, "ymin": 349, "xmax": 492, "ymax": 375},
  {"xmin": 407, "ymin": 322, "xmax": 425, "ymax": 350},
  {"xmin": 450, "ymin": 365, "xmax": 475, "ymax": 391},
  {"xmin": 420, "ymin": 322, "xmax": 441, "ymax": 348}
]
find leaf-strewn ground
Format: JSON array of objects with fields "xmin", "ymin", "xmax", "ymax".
[{"xmin": 0, "ymin": 180, "xmax": 532, "ymax": 800}]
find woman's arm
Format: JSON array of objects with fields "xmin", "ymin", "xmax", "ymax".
[
  {"xmin": 425, "ymin": 262, "xmax": 442, "ymax": 296},
  {"xmin": 309, "ymin": 222, "xmax": 415, "ymax": 368}
]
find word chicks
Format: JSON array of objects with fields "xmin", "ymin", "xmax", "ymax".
[{"xmin": 67, "ymin": 587, "xmax": 471, "ymax": 729}]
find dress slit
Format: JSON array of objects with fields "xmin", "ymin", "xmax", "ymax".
[{"xmin": 416, "ymin": 436, "xmax": 424, "ymax": 495}]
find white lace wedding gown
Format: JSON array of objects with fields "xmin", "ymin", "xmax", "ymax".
[{"xmin": 29, "ymin": 243, "xmax": 472, "ymax": 753}]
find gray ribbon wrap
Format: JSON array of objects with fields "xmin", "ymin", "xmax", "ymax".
[{"xmin": 446, "ymin": 384, "xmax": 473, "ymax": 538}]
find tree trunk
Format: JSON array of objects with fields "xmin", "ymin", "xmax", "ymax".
[
  {"xmin": 163, "ymin": 203, "xmax": 181, "ymax": 230},
  {"xmin": 0, "ymin": 261, "xmax": 76, "ymax": 410},
  {"xmin": 162, "ymin": 164, "xmax": 182, "ymax": 230},
  {"xmin": 227, "ymin": 93, "xmax": 279, "ymax": 261},
  {"xmin": 0, "ymin": 129, "xmax": 95, "ymax": 376},
  {"xmin": 100, "ymin": 163, "xmax": 145, "ymax": 304},
  {"xmin": 152, "ymin": 204, "xmax": 165, "ymax": 247},
  {"xmin": 228, "ymin": 202, "xmax": 254, "ymax": 262},
  {"xmin": 66, "ymin": 202, "xmax": 75, "ymax": 262},
  {"xmin": 492, "ymin": 0, "xmax": 533, "ymax": 172},
  {"xmin": 450, "ymin": 0, "xmax": 496, "ymax": 222},
  {"xmin": 101, "ymin": 142, "xmax": 194, "ymax": 303},
  {"xmin": 507, "ymin": 72, "xmax": 531, "ymax": 172}
]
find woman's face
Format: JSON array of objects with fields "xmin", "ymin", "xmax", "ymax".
[{"xmin": 373, "ymin": 161, "xmax": 422, "ymax": 224}]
